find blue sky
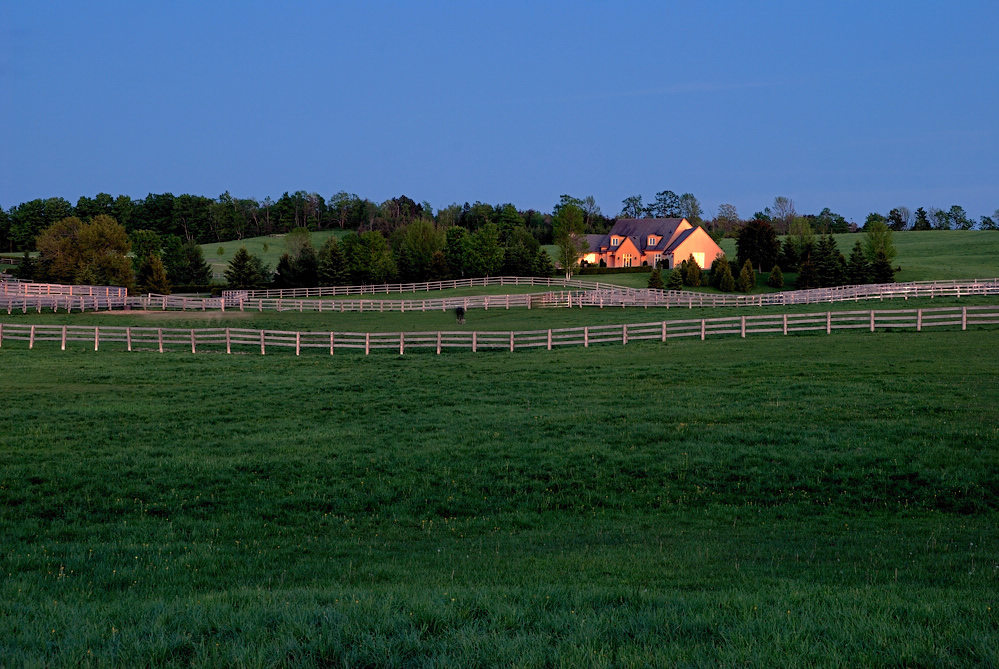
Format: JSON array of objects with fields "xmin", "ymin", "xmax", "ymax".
[{"xmin": 2, "ymin": 1, "xmax": 997, "ymax": 223}]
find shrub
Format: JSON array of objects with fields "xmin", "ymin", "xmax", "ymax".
[
  {"xmin": 735, "ymin": 260, "xmax": 755, "ymax": 293},
  {"xmin": 767, "ymin": 264, "xmax": 784, "ymax": 289},
  {"xmin": 647, "ymin": 268, "xmax": 664, "ymax": 289},
  {"xmin": 663, "ymin": 269, "xmax": 683, "ymax": 290}
]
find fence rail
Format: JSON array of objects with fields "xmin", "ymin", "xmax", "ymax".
[
  {"xmin": 221, "ymin": 275, "xmax": 614, "ymax": 299},
  {"xmin": 4, "ymin": 277, "xmax": 999, "ymax": 315},
  {"xmin": 0, "ymin": 278, "xmax": 128, "ymax": 298},
  {"xmin": 3, "ymin": 305, "xmax": 997, "ymax": 356}
]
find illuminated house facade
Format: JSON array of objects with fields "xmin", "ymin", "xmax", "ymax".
[{"xmin": 581, "ymin": 218, "xmax": 723, "ymax": 269}]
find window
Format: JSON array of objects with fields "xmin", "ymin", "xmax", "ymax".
[
  {"xmin": 648, "ymin": 236, "xmax": 657, "ymax": 246},
  {"xmin": 611, "ymin": 237, "xmax": 620, "ymax": 247},
  {"xmin": 692, "ymin": 252, "xmax": 705, "ymax": 268},
  {"xmin": 653, "ymin": 253, "xmax": 661, "ymax": 266},
  {"xmin": 623, "ymin": 254, "xmax": 633, "ymax": 267}
]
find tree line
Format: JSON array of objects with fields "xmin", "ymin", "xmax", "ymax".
[
  {"xmin": 4, "ymin": 190, "xmax": 995, "ymax": 256},
  {"xmin": 227, "ymin": 222, "xmax": 556, "ymax": 290}
]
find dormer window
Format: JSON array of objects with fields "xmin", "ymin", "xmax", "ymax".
[
  {"xmin": 648, "ymin": 236, "xmax": 657, "ymax": 246},
  {"xmin": 610, "ymin": 237, "xmax": 620, "ymax": 247}
]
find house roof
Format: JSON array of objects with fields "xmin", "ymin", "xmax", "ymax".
[
  {"xmin": 665, "ymin": 227, "xmax": 696, "ymax": 252},
  {"xmin": 584, "ymin": 234, "xmax": 606, "ymax": 251},
  {"xmin": 607, "ymin": 218, "xmax": 688, "ymax": 253}
]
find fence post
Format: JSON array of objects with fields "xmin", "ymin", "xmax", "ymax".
[
  {"xmin": 783, "ymin": 313, "xmax": 788, "ymax": 335},
  {"xmin": 586, "ymin": 326, "xmax": 591, "ymax": 347},
  {"xmin": 94, "ymin": 326, "xmax": 99, "ymax": 351},
  {"xmin": 870, "ymin": 310, "xmax": 875, "ymax": 332},
  {"xmin": 472, "ymin": 331, "xmax": 477, "ymax": 353},
  {"xmin": 61, "ymin": 325, "xmax": 66, "ymax": 351},
  {"xmin": 547, "ymin": 329, "xmax": 552, "ymax": 350},
  {"xmin": 226, "ymin": 328, "xmax": 231, "ymax": 354},
  {"xmin": 700, "ymin": 319, "xmax": 706, "ymax": 341},
  {"xmin": 623, "ymin": 324, "xmax": 628, "ymax": 345},
  {"xmin": 127, "ymin": 327, "xmax": 132, "ymax": 352},
  {"xmin": 962, "ymin": 306, "xmax": 967, "ymax": 331},
  {"xmin": 399, "ymin": 332, "xmax": 404, "ymax": 355},
  {"xmin": 158, "ymin": 329, "xmax": 164, "ymax": 353},
  {"xmin": 330, "ymin": 332, "xmax": 335, "ymax": 355},
  {"xmin": 509, "ymin": 331, "xmax": 514, "ymax": 352},
  {"xmin": 296, "ymin": 332, "xmax": 301, "ymax": 356},
  {"xmin": 741, "ymin": 315, "xmax": 746, "ymax": 338},
  {"xmin": 260, "ymin": 330, "xmax": 266, "ymax": 355},
  {"xmin": 917, "ymin": 309, "xmax": 922, "ymax": 332},
  {"xmin": 661, "ymin": 321, "xmax": 667, "ymax": 343},
  {"xmin": 191, "ymin": 329, "xmax": 196, "ymax": 354},
  {"xmin": 365, "ymin": 332, "xmax": 370, "ymax": 355},
  {"xmin": 436, "ymin": 331, "xmax": 441, "ymax": 355},
  {"xmin": 29, "ymin": 325, "xmax": 35, "ymax": 349},
  {"xmin": 826, "ymin": 312, "xmax": 831, "ymax": 334}
]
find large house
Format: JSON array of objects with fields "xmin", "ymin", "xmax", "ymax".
[{"xmin": 581, "ymin": 218, "xmax": 723, "ymax": 270}]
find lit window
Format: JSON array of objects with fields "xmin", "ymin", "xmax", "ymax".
[
  {"xmin": 611, "ymin": 237, "xmax": 620, "ymax": 247},
  {"xmin": 648, "ymin": 236, "xmax": 656, "ymax": 246}
]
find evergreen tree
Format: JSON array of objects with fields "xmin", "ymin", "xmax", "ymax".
[
  {"xmin": 870, "ymin": 250, "xmax": 896, "ymax": 283},
  {"xmin": 709, "ymin": 255, "xmax": 730, "ymax": 289},
  {"xmin": 166, "ymin": 240, "xmax": 212, "ymax": 285},
  {"xmin": 912, "ymin": 207, "xmax": 932, "ymax": 231},
  {"xmin": 532, "ymin": 248, "xmax": 555, "ymax": 277},
  {"xmin": 717, "ymin": 262, "xmax": 735, "ymax": 292},
  {"xmin": 136, "ymin": 254, "xmax": 171, "ymax": 294},
  {"xmin": 736, "ymin": 219, "xmax": 780, "ymax": 271},
  {"xmin": 814, "ymin": 235, "xmax": 846, "ymax": 287},
  {"xmin": 735, "ymin": 259, "xmax": 755, "ymax": 292},
  {"xmin": 682, "ymin": 254, "xmax": 702, "ymax": 287},
  {"xmin": 647, "ymin": 268, "xmax": 664, "ymax": 289},
  {"xmin": 797, "ymin": 256, "xmax": 819, "ymax": 289},
  {"xmin": 224, "ymin": 247, "xmax": 270, "ymax": 289},
  {"xmin": 13, "ymin": 252, "xmax": 36, "ymax": 280},
  {"xmin": 273, "ymin": 253, "xmax": 296, "ymax": 288},
  {"xmin": 767, "ymin": 264, "xmax": 784, "ymax": 289},
  {"xmin": 318, "ymin": 236, "xmax": 347, "ymax": 285},
  {"xmin": 846, "ymin": 240, "xmax": 871, "ymax": 285},
  {"xmin": 665, "ymin": 269, "xmax": 684, "ymax": 290}
]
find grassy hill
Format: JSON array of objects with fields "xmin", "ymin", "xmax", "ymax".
[
  {"xmin": 201, "ymin": 229, "xmax": 351, "ymax": 279},
  {"xmin": 2, "ymin": 330, "xmax": 997, "ymax": 664},
  {"xmin": 719, "ymin": 230, "xmax": 999, "ymax": 282}
]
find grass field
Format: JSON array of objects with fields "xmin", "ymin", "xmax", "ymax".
[
  {"xmin": 719, "ymin": 230, "xmax": 999, "ymax": 282},
  {"xmin": 201, "ymin": 230, "xmax": 351, "ymax": 279},
  {"xmin": 4, "ymin": 295, "xmax": 995, "ymax": 334},
  {"xmin": 2, "ymin": 330, "xmax": 998, "ymax": 665}
]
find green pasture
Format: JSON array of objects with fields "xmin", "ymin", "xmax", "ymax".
[
  {"xmin": 719, "ymin": 230, "xmax": 999, "ymax": 282},
  {"xmin": 2, "ymin": 331, "xmax": 997, "ymax": 665},
  {"xmin": 4, "ymin": 295, "xmax": 995, "ymax": 335},
  {"xmin": 201, "ymin": 230, "xmax": 350, "ymax": 279}
]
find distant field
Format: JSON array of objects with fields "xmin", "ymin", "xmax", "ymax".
[
  {"xmin": 2, "ymin": 331, "xmax": 997, "ymax": 664},
  {"xmin": 720, "ymin": 230, "xmax": 999, "ymax": 282},
  {"xmin": 201, "ymin": 229, "xmax": 351, "ymax": 279}
]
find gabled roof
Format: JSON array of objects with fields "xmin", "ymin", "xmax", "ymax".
[
  {"xmin": 610, "ymin": 218, "xmax": 686, "ymax": 238},
  {"xmin": 665, "ymin": 227, "xmax": 696, "ymax": 252},
  {"xmin": 584, "ymin": 234, "xmax": 607, "ymax": 251}
]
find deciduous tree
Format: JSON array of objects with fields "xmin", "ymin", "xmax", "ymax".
[
  {"xmin": 619, "ymin": 195, "xmax": 644, "ymax": 218},
  {"xmin": 552, "ymin": 203, "xmax": 587, "ymax": 279}
]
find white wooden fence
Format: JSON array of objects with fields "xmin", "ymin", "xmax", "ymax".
[
  {"xmin": 2, "ymin": 305, "xmax": 997, "ymax": 355},
  {"xmin": 221, "ymin": 275, "xmax": 611, "ymax": 299},
  {"xmin": 4, "ymin": 277, "xmax": 999, "ymax": 315},
  {"xmin": 1, "ymin": 278, "xmax": 128, "ymax": 298}
]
